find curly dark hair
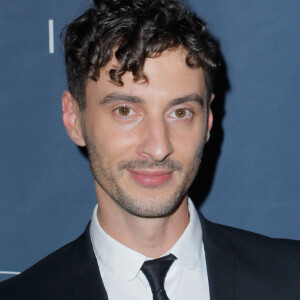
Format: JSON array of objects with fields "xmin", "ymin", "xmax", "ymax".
[{"xmin": 63, "ymin": 0, "xmax": 220, "ymax": 110}]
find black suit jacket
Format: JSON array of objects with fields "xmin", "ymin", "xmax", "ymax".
[{"xmin": 0, "ymin": 214, "xmax": 299, "ymax": 300}]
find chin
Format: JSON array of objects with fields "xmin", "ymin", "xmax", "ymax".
[{"xmin": 112, "ymin": 187, "xmax": 187, "ymax": 218}]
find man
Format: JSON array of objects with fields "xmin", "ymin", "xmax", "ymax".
[{"xmin": 0, "ymin": 0, "xmax": 299, "ymax": 299}]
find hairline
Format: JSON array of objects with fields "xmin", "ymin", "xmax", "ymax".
[{"xmin": 75, "ymin": 47, "xmax": 213, "ymax": 112}]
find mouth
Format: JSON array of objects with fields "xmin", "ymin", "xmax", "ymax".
[{"xmin": 127, "ymin": 169, "xmax": 173, "ymax": 188}]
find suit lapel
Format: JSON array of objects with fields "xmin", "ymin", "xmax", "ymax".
[
  {"xmin": 199, "ymin": 214, "xmax": 236, "ymax": 300},
  {"xmin": 69, "ymin": 223, "xmax": 109, "ymax": 300},
  {"xmin": 71, "ymin": 270, "xmax": 108, "ymax": 300}
]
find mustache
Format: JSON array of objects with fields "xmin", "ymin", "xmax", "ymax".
[{"xmin": 116, "ymin": 159, "xmax": 184, "ymax": 173}]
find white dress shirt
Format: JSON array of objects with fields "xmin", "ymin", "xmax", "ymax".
[{"xmin": 90, "ymin": 198, "xmax": 210, "ymax": 299}]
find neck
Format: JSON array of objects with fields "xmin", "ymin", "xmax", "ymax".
[{"xmin": 96, "ymin": 188, "xmax": 190, "ymax": 258}]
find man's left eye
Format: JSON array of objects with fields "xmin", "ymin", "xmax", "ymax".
[{"xmin": 171, "ymin": 108, "xmax": 191, "ymax": 119}]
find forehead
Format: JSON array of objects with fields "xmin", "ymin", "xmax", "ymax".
[{"xmin": 86, "ymin": 48, "xmax": 207, "ymax": 103}]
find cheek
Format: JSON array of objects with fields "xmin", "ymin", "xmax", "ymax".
[
  {"xmin": 173, "ymin": 134, "xmax": 203, "ymax": 157},
  {"xmin": 170, "ymin": 123, "xmax": 206, "ymax": 164},
  {"xmin": 171, "ymin": 116, "xmax": 206, "ymax": 144},
  {"xmin": 91, "ymin": 123, "xmax": 139, "ymax": 162}
]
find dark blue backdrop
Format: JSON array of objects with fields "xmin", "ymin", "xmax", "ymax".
[{"xmin": 0, "ymin": 0, "xmax": 299, "ymax": 281}]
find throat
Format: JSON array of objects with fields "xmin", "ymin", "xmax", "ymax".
[{"xmin": 97, "ymin": 196, "xmax": 190, "ymax": 258}]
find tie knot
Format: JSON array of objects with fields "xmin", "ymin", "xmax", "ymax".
[{"xmin": 141, "ymin": 254, "xmax": 177, "ymax": 300}]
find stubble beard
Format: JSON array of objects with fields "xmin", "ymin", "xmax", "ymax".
[{"xmin": 84, "ymin": 133, "xmax": 205, "ymax": 218}]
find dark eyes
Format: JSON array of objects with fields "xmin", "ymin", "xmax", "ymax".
[
  {"xmin": 171, "ymin": 108, "xmax": 192, "ymax": 120},
  {"xmin": 118, "ymin": 107, "xmax": 129, "ymax": 116},
  {"xmin": 115, "ymin": 106, "xmax": 135, "ymax": 117},
  {"xmin": 114, "ymin": 106, "xmax": 192, "ymax": 120},
  {"xmin": 174, "ymin": 109, "xmax": 187, "ymax": 118}
]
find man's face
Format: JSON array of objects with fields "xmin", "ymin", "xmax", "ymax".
[{"xmin": 81, "ymin": 48, "xmax": 212, "ymax": 218}]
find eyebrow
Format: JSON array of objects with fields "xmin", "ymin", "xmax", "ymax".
[
  {"xmin": 99, "ymin": 92, "xmax": 204, "ymax": 107},
  {"xmin": 169, "ymin": 94, "xmax": 205, "ymax": 108},
  {"xmin": 99, "ymin": 93, "xmax": 145, "ymax": 105}
]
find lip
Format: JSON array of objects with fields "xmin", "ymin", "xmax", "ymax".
[{"xmin": 127, "ymin": 169, "xmax": 173, "ymax": 187}]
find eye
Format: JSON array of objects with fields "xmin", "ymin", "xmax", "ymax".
[
  {"xmin": 170, "ymin": 108, "xmax": 192, "ymax": 119},
  {"xmin": 175, "ymin": 109, "xmax": 186, "ymax": 118},
  {"xmin": 115, "ymin": 106, "xmax": 135, "ymax": 118}
]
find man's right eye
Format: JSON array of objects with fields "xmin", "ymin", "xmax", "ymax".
[{"xmin": 115, "ymin": 106, "xmax": 135, "ymax": 118}]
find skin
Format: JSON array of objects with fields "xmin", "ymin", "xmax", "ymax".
[{"xmin": 62, "ymin": 48, "xmax": 213, "ymax": 258}]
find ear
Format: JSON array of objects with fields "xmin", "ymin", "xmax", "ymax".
[
  {"xmin": 62, "ymin": 91, "xmax": 86, "ymax": 147},
  {"xmin": 206, "ymin": 93, "xmax": 214, "ymax": 142}
]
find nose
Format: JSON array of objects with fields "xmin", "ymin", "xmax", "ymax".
[{"xmin": 138, "ymin": 117, "xmax": 174, "ymax": 162}]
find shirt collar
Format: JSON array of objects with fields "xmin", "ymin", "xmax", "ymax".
[
  {"xmin": 165, "ymin": 198, "xmax": 203, "ymax": 270},
  {"xmin": 90, "ymin": 205, "xmax": 146, "ymax": 281},
  {"xmin": 90, "ymin": 198, "xmax": 203, "ymax": 280}
]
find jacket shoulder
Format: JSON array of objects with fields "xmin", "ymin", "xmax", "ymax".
[
  {"xmin": 0, "ymin": 224, "xmax": 97, "ymax": 299},
  {"xmin": 202, "ymin": 215, "xmax": 300, "ymax": 252},
  {"xmin": 200, "ymin": 214, "xmax": 300, "ymax": 297}
]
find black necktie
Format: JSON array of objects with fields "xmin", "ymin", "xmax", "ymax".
[{"xmin": 141, "ymin": 253, "xmax": 177, "ymax": 300}]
